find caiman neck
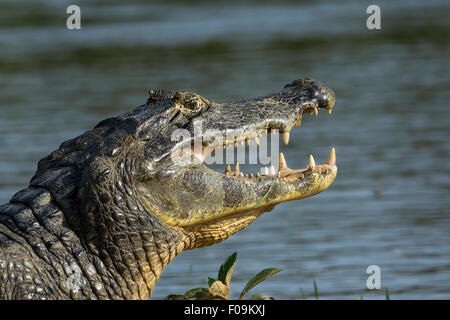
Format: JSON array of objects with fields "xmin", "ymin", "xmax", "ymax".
[
  {"xmin": 84, "ymin": 177, "xmax": 189, "ymax": 299},
  {"xmin": 26, "ymin": 164, "xmax": 189, "ymax": 299}
]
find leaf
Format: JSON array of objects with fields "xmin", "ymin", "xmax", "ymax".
[
  {"xmin": 183, "ymin": 287, "xmax": 211, "ymax": 300},
  {"xmin": 300, "ymin": 288, "xmax": 307, "ymax": 300},
  {"xmin": 385, "ymin": 288, "xmax": 390, "ymax": 300},
  {"xmin": 206, "ymin": 277, "xmax": 216, "ymax": 287},
  {"xmin": 239, "ymin": 268, "xmax": 282, "ymax": 300},
  {"xmin": 165, "ymin": 288, "xmax": 211, "ymax": 300},
  {"xmin": 208, "ymin": 280, "xmax": 230, "ymax": 300},
  {"xmin": 218, "ymin": 252, "xmax": 237, "ymax": 286},
  {"xmin": 254, "ymin": 182, "xmax": 275, "ymax": 208},
  {"xmin": 164, "ymin": 294, "xmax": 187, "ymax": 300},
  {"xmin": 313, "ymin": 280, "xmax": 319, "ymax": 300},
  {"xmin": 248, "ymin": 293, "xmax": 275, "ymax": 300},
  {"xmin": 165, "ymin": 287, "xmax": 213, "ymax": 300}
]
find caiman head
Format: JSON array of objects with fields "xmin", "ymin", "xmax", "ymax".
[
  {"xmin": 133, "ymin": 78, "xmax": 337, "ymax": 248},
  {"xmin": 35, "ymin": 78, "xmax": 336, "ymax": 298}
]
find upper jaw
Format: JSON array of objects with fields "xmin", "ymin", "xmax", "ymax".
[
  {"xmin": 187, "ymin": 98, "xmax": 336, "ymax": 175},
  {"xmin": 157, "ymin": 76, "xmax": 337, "ymax": 175},
  {"xmin": 185, "ymin": 78, "xmax": 335, "ymax": 157},
  {"xmin": 193, "ymin": 101, "xmax": 328, "ymax": 162}
]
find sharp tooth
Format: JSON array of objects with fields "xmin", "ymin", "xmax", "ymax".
[
  {"xmin": 308, "ymin": 154, "xmax": 316, "ymax": 170},
  {"xmin": 296, "ymin": 116, "xmax": 302, "ymax": 127},
  {"xmin": 254, "ymin": 137, "xmax": 260, "ymax": 146},
  {"xmin": 327, "ymin": 109, "xmax": 332, "ymax": 115},
  {"xmin": 240, "ymin": 172, "xmax": 244, "ymax": 177},
  {"xmin": 225, "ymin": 164, "xmax": 231, "ymax": 173},
  {"xmin": 245, "ymin": 138, "xmax": 250, "ymax": 146},
  {"xmin": 314, "ymin": 107, "xmax": 318, "ymax": 116},
  {"xmin": 250, "ymin": 173, "xmax": 254, "ymax": 177},
  {"xmin": 234, "ymin": 163, "xmax": 240, "ymax": 173},
  {"xmin": 279, "ymin": 152, "xmax": 287, "ymax": 170},
  {"xmin": 327, "ymin": 147, "xmax": 336, "ymax": 166},
  {"xmin": 269, "ymin": 165, "xmax": 276, "ymax": 176},
  {"xmin": 263, "ymin": 167, "xmax": 269, "ymax": 176},
  {"xmin": 256, "ymin": 172, "xmax": 261, "ymax": 177},
  {"xmin": 282, "ymin": 132, "xmax": 290, "ymax": 145},
  {"xmin": 245, "ymin": 173, "xmax": 248, "ymax": 177}
]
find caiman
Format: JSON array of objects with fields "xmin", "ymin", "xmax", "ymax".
[{"xmin": 0, "ymin": 78, "xmax": 336, "ymax": 300}]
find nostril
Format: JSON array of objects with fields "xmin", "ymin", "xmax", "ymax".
[
  {"xmin": 316, "ymin": 93, "xmax": 329, "ymax": 109},
  {"xmin": 314, "ymin": 87, "xmax": 335, "ymax": 110}
]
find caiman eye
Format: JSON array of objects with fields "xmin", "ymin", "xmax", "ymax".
[
  {"xmin": 173, "ymin": 92, "xmax": 210, "ymax": 116},
  {"xmin": 186, "ymin": 99, "xmax": 202, "ymax": 110}
]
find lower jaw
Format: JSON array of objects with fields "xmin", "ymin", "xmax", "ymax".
[{"xmin": 181, "ymin": 166, "xmax": 337, "ymax": 250}]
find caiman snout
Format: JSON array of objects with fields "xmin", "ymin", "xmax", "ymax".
[
  {"xmin": 284, "ymin": 77, "xmax": 336, "ymax": 115},
  {"xmin": 316, "ymin": 86, "xmax": 335, "ymax": 111}
]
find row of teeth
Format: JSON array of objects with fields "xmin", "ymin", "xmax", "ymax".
[
  {"xmin": 219, "ymin": 106, "xmax": 332, "ymax": 148},
  {"xmin": 191, "ymin": 107, "xmax": 332, "ymax": 163},
  {"xmin": 221, "ymin": 108, "xmax": 334, "ymax": 178},
  {"xmin": 305, "ymin": 104, "xmax": 332, "ymax": 117},
  {"xmin": 224, "ymin": 148, "xmax": 336, "ymax": 178},
  {"xmin": 192, "ymin": 130, "xmax": 290, "ymax": 163},
  {"xmin": 219, "ymin": 128, "xmax": 292, "ymax": 149}
]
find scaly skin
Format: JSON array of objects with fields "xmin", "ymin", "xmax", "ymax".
[{"xmin": 0, "ymin": 78, "xmax": 336, "ymax": 300}]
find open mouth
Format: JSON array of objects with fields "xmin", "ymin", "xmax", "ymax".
[
  {"xmin": 144, "ymin": 79, "xmax": 337, "ymax": 228},
  {"xmin": 190, "ymin": 106, "xmax": 336, "ymax": 182}
]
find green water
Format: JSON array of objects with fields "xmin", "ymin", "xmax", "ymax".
[{"xmin": 0, "ymin": 0, "xmax": 449, "ymax": 299}]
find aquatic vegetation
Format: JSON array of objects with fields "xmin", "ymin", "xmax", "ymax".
[
  {"xmin": 166, "ymin": 253, "xmax": 393, "ymax": 300},
  {"xmin": 165, "ymin": 252, "xmax": 281, "ymax": 300}
]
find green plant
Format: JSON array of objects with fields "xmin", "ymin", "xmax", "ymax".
[
  {"xmin": 165, "ymin": 254, "xmax": 394, "ymax": 300},
  {"xmin": 299, "ymin": 282, "xmax": 392, "ymax": 300},
  {"xmin": 165, "ymin": 252, "xmax": 282, "ymax": 300},
  {"xmin": 313, "ymin": 280, "xmax": 319, "ymax": 300},
  {"xmin": 299, "ymin": 280, "xmax": 320, "ymax": 300}
]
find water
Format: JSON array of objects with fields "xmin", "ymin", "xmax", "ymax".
[{"xmin": 0, "ymin": 0, "xmax": 449, "ymax": 299}]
